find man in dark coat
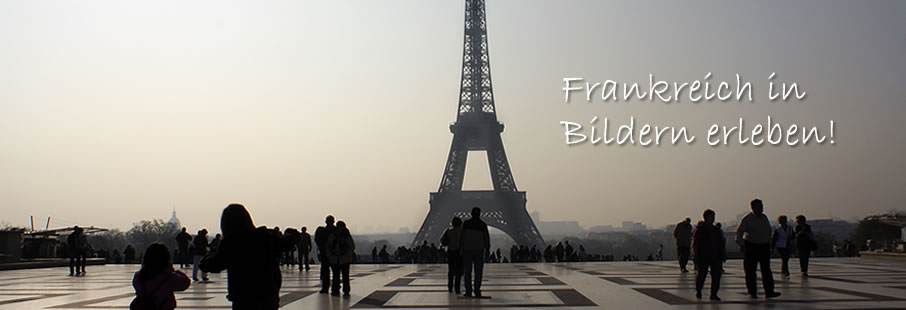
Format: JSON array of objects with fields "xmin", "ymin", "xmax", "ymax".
[
  {"xmin": 175, "ymin": 227, "xmax": 192, "ymax": 268},
  {"xmin": 693, "ymin": 209, "xmax": 726, "ymax": 301},
  {"xmin": 673, "ymin": 217, "xmax": 693, "ymax": 273},
  {"xmin": 459, "ymin": 207, "xmax": 490, "ymax": 298},
  {"xmin": 314, "ymin": 215, "xmax": 337, "ymax": 294},
  {"xmin": 299, "ymin": 226, "xmax": 312, "ymax": 271}
]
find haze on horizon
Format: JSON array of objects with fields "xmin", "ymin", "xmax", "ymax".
[{"xmin": 2, "ymin": 1, "xmax": 905, "ymax": 236}]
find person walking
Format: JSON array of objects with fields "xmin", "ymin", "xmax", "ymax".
[
  {"xmin": 460, "ymin": 207, "xmax": 490, "ymax": 298},
  {"xmin": 299, "ymin": 226, "xmax": 312, "ymax": 271},
  {"xmin": 327, "ymin": 221, "xmax": 355, "ymax": 296},
  {"xmin": 191, "ymin": 229, "xmax": 209, "ymax": 282},
  {"xmin": 772, "ymin": 215, "xmax": 794, "ymax": 277},
  {"xmin": 440, "ymin": 216, "xmax": 464, "ymax": 294},
  {"xmin": 795, "ymin": 215, "xmax": 815, "ymax": 277},
  {"xmin": 200, "ymin": 203, "xmax": 297, "ymax": 310},
  {"xmin": 131, "ymin": 243, "xmax": 191, "ymax": 310},
  {"xmin": 736, "ymin": 199, "xmax": 781, "ymax": 299},
  {"xmin": 674, "ymin": 218, "xmax": 693, "ymax": 273},
  {"xmin": 693, "ymin": 209, "xmax": 726, "ymax": 301},
  {"xmin": 314, "ymin": 215, "xmax": 337, "ymax": 294}
]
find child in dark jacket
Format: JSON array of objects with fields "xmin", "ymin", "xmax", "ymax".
[{"xmin": 132, "ymin": 243, "xmax": 190, "ymax": 310}]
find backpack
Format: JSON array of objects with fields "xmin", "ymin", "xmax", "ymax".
[{"xmin": 130, "ymin": 277, "xmax": 166, "ymax": 310}]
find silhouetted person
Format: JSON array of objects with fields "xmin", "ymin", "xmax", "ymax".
[
  {"xmin": 210, "ymin": 233, "xmax": 222, "ymax": 253},
  {"xmin": 282, "ymin": 228, "xmax": 300, "ymax": 267},
  {"xmin": 460, "ymin": 207, "xmax": 490, "ymax": 298},
  {"xmin": 175, "ymin": 227, "xmax": 192, "ymax": 268},
  {"xmin": 564, "ymin": 241, "xmax": 574, "ymax": 262},
  {"xmin": 693, "ymin": 209, "xmax": 725, "ymax": 301},
  {"xmin": 200, "ymin": 203, "xmax": 295, "ymax": 310},
  {"xmin": 192, "ymin": 229, "xmax": 209, "ymax": 282},
  {"xmin": 736, "ymin": 199, "xmax": 781, "ymax": 299},
  {"xmin": 772, "ymin": 215, "xmax": 794, "ymax": 277},
  {"xmin": 554, "ymin": 242, "xmax": 564, "ymax": 262},
  {"xmin": 68, "ymin": 226, "xmax": 87, "ymax": 275},
  {"xmin": 131, "ymin": 243, "xmax": 190, "ymax": 310},
  {"xmin": 795, "ymin": 215, "xmax": 815, "ymax": 277},
  {"xmin": 314, "ymin": 215, "xmax": 337, "ymax": 294},
  {"xmin": 441, "ymin": 216, "xmax": 464, "ymax": 294},
  {"xmin": 299, "ymin": 226, "xmax": 312, "ymax": 271},
  {"xmin": 124, "ymin": 245, "xmax": 136, "ymax": 263},
  {"xmin": 327, "ymin": 221, "xmax": 355, "ymax": 296},
  {"xmin": 379, "ymin": 245, "xmax": 389, "ymax": 263},
  {"xmin": 674, "ymin": 217, "xmax": 693, "ymax": 273},
  {"xmin": 113, "ymin": 249, "xmax": 122, "ymax": 264}
]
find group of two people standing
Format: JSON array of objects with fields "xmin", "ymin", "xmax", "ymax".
[
  {"xmin": 314, "ymin": 215, "xmax": 356, "ymax": 296},
  {"xmin": 440, "ymin": 207, "xmax": 491, "ymax": 298}
]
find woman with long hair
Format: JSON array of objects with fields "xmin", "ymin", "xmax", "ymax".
[
  {"xmin": 131, "ymin": 243, "xmax": 190, "ymax": 310},
  {"xmin": 200, "ymin": 203, "xmax": 296, "ymax": 309}
]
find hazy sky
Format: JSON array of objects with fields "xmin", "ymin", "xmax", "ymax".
[{"xmin": 2, "ymin": 1, "xmax": 904, "ymax": 236}]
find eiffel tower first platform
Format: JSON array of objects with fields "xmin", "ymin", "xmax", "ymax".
[{"xmin": 413, "ymin": 0, "xmax": 544, "ymax": 248}]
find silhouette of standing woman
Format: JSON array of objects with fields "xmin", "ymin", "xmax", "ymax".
[{"xmin": 200, "ymin": 204, "xmax": 295, "ymax": 310}]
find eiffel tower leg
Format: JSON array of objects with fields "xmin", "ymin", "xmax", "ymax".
[{"xmin": 478, "ymin": 193, "xmax": 545, "ymax": 248}]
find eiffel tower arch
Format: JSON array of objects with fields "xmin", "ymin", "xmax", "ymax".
[{"xmin": 413, "ymin": 0, "xmax": 545, "ymax": 248}]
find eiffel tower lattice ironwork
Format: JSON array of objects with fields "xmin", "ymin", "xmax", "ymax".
[{"xmin": 413, "ymin": 0, "xmax": 545, "ymax": 248}]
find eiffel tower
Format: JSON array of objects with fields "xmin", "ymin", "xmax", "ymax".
[{"xmin": 413, "ymin": 0, "xmax": 544, "ymax": 248}]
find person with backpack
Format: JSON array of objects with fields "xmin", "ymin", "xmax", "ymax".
[
  {"xmin": 327, "ymin": 221, "xmax": 355, "ymax": 296},
  {"xmin": 795, "ymin": 215, "xmax": 816, "ymax": 277},
  {"xmin": 131, "ymin": 243, "xmax": 190, "ymax": 310},
  {"xmin": 440, "ymin": 216, "xmax": 464, "ymax": 294},
  {"xmin": 314, "ymin": 215, "xmax": 337, "ymax": 294},
  {"xmin": 772, "ymin": 215, "xmax": 794, "ymax": 277}
]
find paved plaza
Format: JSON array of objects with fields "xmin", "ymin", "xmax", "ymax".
[{"xmin": 0, "ymin": 258, "xmax": 904, "ymax": 309}]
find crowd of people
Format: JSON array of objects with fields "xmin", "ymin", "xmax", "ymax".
[
  {"xmin": 117, "ymin": 198, "xmax": 842, "ymax": 308},
  {"xmin": 127, "ymin": 204, "xmax": 357, "ymax": 309}
]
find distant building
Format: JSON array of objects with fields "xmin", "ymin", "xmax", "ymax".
[
  {"xmin": 621, "ymin": 221, "xmax": 647, "ymax": 232},
  {"xmin": 589, "ymin": 225, "xmax": 617, "ymax": 233},
  {"xmin": 531, "ymin": 211, "xmax": 586, "ymax": 237},
  {"xmin": 168, "ymin": 208, "xmax": 181, "ymax": 229}
]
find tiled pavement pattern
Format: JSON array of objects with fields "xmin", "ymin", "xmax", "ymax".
[{"xmin": 1, "ymin": 258, "xmax": 904, "ymax": 309}]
